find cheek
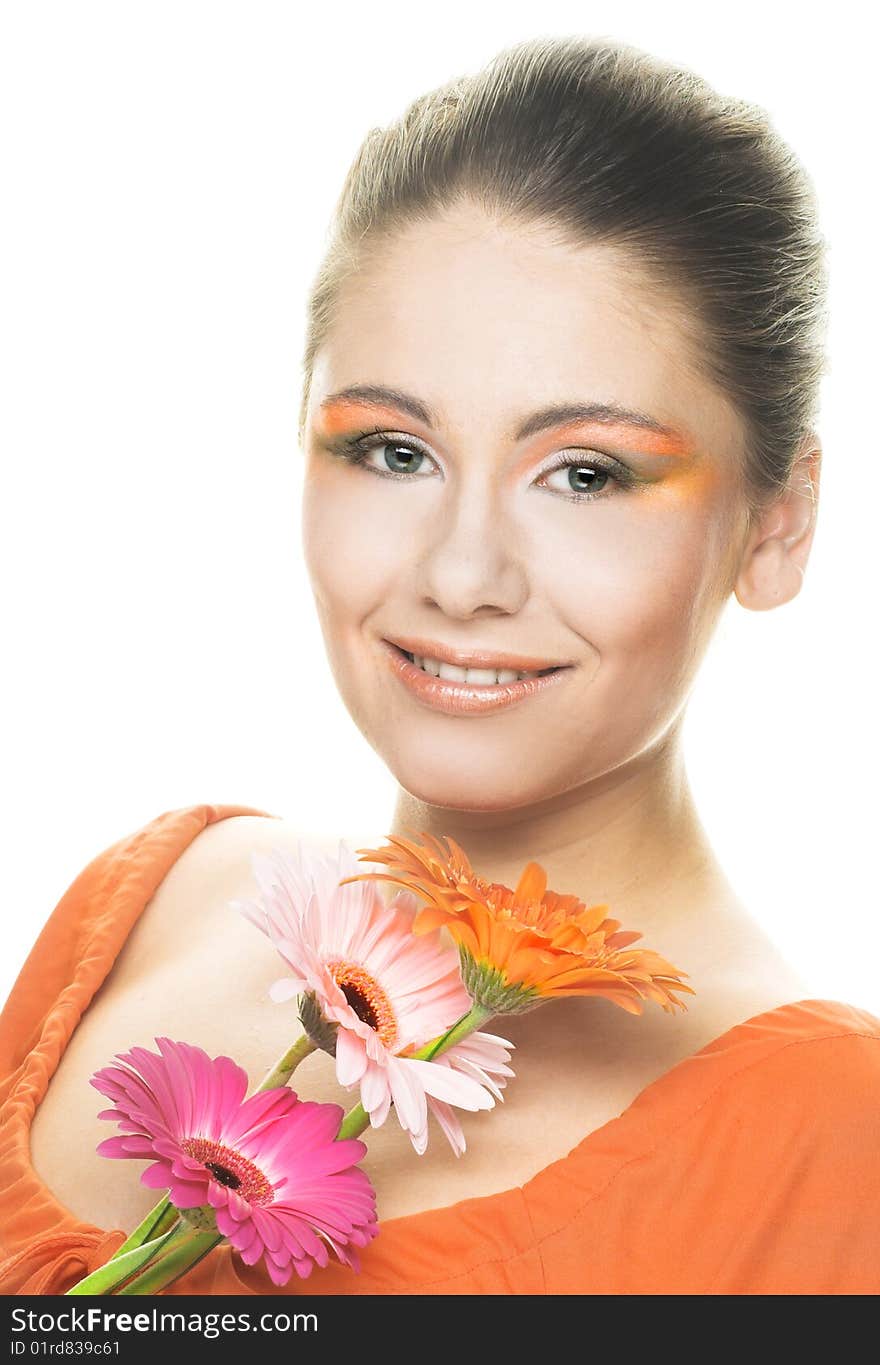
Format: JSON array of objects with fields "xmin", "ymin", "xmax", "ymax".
[
  {"xmin": 531, "ymin": 470, "xmax": 732, "ymax": 662},
  {"xmin": 301, "ymin": 466, "xmax": 399, "ymax": 618}
]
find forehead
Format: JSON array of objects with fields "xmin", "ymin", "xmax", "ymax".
[{"xmin": 312, "ymin": 204, "xmax": 742, "ymax": 455}]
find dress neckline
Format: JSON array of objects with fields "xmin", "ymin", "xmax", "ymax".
[{"xmin": 10, "ymin": 804, "xmax": 869, "ymax": 1290}]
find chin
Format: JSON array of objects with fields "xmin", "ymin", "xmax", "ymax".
[{"xmin": 387, "ymin": 754, "xmax": 549, "ymax": 815}]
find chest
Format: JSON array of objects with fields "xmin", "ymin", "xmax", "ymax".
[
  {"xmin": 26, "ymin": 852, "xmax": 794, "ymax": 1237},
  {"xmin": 27, "ymin": 908, "xmax": 707, "ymax": 1235}
]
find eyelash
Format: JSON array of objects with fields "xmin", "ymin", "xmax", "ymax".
[{"xmin": 329, "ymin": 429, "xmax": 638, "ymax": 503}]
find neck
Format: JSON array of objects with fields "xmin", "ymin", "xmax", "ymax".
[{"xmin": 388, "ymin": 726, "xmax": 738, "ymax": 964}]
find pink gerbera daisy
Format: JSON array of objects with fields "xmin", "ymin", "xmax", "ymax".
[
  {"xmin": 414, "ymin": 1029, "xmax": 515, "ymax": 1157},
  {"xmin": 91, "ymin": 1037, "xmax": 378, "ymax": 1285},
  {"xmin": 232, "ymin": 841, "xmax": 515, "ymax": 1154}
]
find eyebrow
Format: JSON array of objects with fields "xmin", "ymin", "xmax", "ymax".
[{"xmin": 319, "ymin": 384, "xmax": 687, "ymax": 446}]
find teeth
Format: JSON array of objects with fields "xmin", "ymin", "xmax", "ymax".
[{"xmin": 406, "ymin": 651, "xmax": 545, "ymax": 685}]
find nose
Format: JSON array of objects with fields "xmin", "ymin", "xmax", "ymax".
[{"xmin": 414, "ymin": 478, "xmax": 529, "ymax": 619}]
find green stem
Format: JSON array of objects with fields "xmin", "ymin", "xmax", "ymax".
[
  {"xmin": 336, "ymin": 1103, "xmax": 369, "ymax": 1141},
  {"xmin": 108, "ymin": 1193, "xmax": 178, "ymax": 1261},
  {"xmin": 258, "ymin": 1030, "xmax": 317, "ymax": 1090},
  {"xmin": 336, "ymin": 1003, "xmax": 494, "ymax": 1140},
  {"xmin": 65, "ymin": 1227, "xmax": 181, "ymax": 1295},
  {"xmin": 116, "ymin": 1227, "xmax": 225, "ymax": 1296},
  {"xmin": 419, "ymin": 1003, "xmax": 494, "ymax": 1061}
]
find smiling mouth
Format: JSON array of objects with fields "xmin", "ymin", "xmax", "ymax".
[
  {"xmin": 393, "ymin": 644, "xmax": 563, "ymax": 684},
  {"xmin": 380, "ymin": 640, "xmax": 572, "ymax": 716}
]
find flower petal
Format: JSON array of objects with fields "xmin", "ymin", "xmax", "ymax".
[{"xmin": 335, "ymin": 1027, "xmax": 368, "ymax": 1088}]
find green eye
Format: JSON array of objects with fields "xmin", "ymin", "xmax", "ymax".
[
  {"xmin": 536, "ymin": 452, "xmax": 635, "ymax": 503},
  {"xmin": 332, "ymin": 433, "xmax": 439, "ymax": 480},
  {"xmin": 330, "ymin": 431, "xmax": 635, "ymax": 503}
]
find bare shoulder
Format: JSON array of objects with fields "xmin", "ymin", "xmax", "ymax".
[
  {"xmin": 146, "ymin": 815, "xmax": 357, "ymax": 917},
  {"xmin": 185, "ymin": 813, "xmax": 388, "ymax": 882},
  {"xmin": 172, "ymin": 813, "xmax": 377, "ymax": 868},
  {"xmin": 105, "ymin": 813, "xmax": 389, "ymax": 986},
  {"xmin": 161, "ymin": 813, "xmax": 308, "ymax": 882}
]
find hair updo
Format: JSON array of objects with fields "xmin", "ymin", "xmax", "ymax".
[{"xmin": 299, "ymin": 33, "xmax": 829, "ymax": 524}]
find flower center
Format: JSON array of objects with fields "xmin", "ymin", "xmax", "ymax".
[
  {"xmin": 330, "ymin": 960, "xmax": 397, "ymax": 1046},
  {"xmin": 180, "ymin": 1137, "xmax": 274, "ymax": 1206}
]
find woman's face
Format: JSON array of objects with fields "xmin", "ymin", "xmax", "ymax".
[{"xmin": 301, "ymin": 202, "xmax": 751, "ymax": 811}]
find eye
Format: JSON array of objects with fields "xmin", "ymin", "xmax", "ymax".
[
  {"xmin": 536, "ymin": 452, "xmax": 633, "ymax": 503},
  {"xmin": 330, "ymin": 431, "xmax": 636, "ymax": 502},
  {"xmin": 334, "ymin": 433, "xmax": 440, "ymax": 480}
]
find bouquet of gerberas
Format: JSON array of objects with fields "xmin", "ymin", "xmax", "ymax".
[{"xmin": 65, "ymin": 832, "xmax": 693, "ymax": 1295}]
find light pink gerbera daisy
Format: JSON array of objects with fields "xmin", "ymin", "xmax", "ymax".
[
  {"xmin": 232, "ymin": 841, "xmax": 515, "ymax": 1155},
  {"xmin": 91, "ymin": 1037, "xmax": 378, "ymax": 1285}
]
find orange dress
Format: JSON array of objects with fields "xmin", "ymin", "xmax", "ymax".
[{"xmin": 2, "ymin": 802, "xmax": 879, "ymax": 1296}]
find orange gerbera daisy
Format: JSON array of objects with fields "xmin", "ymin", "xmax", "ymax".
[{"xmin": 339, "ymin": 831, "xmax": 695, "ymax": 1017}]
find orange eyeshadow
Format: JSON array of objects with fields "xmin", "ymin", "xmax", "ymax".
[
  {"xmin": 315, "ymin": 400, "xmax": 415, "ymax": 438},
  {"xmin": 514, "ymin": 421, "xmax": 696, "ymax": 473},
  {"xmin": 316, "ymin": 399, "xmax": 696, "ymax": 463}
]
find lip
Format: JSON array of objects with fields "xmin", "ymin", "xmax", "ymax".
[
  {"xmin": 380, "ymin": 639, "xmax": 572, "ymax": 716},
  {"xmin": 384, "ymin": 634, "xmax": 568, "ymax": 672}
]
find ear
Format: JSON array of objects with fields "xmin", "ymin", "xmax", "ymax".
[{"xmin": 734, "ymin": 434, "xmax": 822, "ymax": 611}]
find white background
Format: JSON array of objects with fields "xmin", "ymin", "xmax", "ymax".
[{"xmin": 1, "ymin": 2, "xmax": 877, "ymax": 1011}]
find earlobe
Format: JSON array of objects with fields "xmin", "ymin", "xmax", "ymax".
[{"xmin": 734, "ymin": 438, "xmax": 821, "ymax": 611}]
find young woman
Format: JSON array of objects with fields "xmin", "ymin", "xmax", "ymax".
[{"xmin": 2, "ymin": 35, "xmax": 878, "ymax": 1295}]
